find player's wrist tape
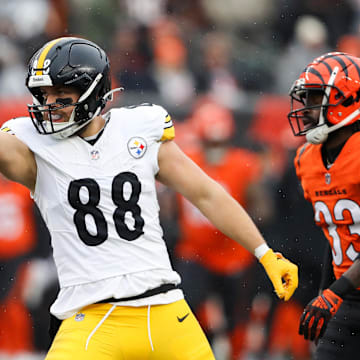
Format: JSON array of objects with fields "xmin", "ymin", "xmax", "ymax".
[
  {"xmin": 254, "ymin": 243, "xmax": 270, "ymax": 260},
  {"xmin": 329, "ymin": 276, "xmax": 355, "ymax": 298}
]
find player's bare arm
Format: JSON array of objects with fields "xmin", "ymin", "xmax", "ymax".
[
  {"xmin": 156, "ymin": 140, "xmax": 298, "ymax": 300},
  {"xmin": 157, "ymin": 140, "xmax": 267, "ymax": 253},
  {"xmin": 0, "ymin": 130, "xmax": 36, "ymax": 191}
]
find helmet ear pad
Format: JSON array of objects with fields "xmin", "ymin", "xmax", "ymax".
[{"xmin": 327, "ymin": 77, "xmax": 360, "ymax": 125}]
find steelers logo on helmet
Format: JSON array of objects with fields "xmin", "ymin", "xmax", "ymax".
[
  {"xmin": 26, "ymin": 37, "xmax": 112, "ymax": 139},
  {"xmin": 288, "ymin": 52, "xmax": 360, "ymax": 144}
]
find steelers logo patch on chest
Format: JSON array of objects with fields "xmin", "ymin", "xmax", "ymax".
[{"xmin": 127, "ymin": 137, "xmax": 147, "ymax": 159}]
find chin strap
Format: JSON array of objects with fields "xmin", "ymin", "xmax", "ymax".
[
  {"xmin": 306, "ymin": 108, "xmax": 360, "ymax": 144},
  {"xmin": 306, "ymin": 66, "xmax": 339, "ymax": 144}
]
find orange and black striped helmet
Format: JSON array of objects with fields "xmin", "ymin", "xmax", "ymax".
[{"xmin": 288, "ymin": 52, "xmax": 360, "ymax": 144}]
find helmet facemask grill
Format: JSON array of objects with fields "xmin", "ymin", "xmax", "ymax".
[
  {"xmin": 288, "ymin": 66, "xmax": 345, "ymax": 144},
  {"xmin": 288, "ymin": 85, "xmax": 331, "ymax": 137},
  {"xmin": 27, "ymin": 73, "xmax": 105, "ymax": 139}
]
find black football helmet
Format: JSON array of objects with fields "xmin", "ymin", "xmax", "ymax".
[{"xmin": 26, "ymin": 37, "xmax": 113, "ymax": 139}]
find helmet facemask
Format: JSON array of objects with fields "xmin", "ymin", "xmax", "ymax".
[
  {"xmin": 288, "ymin": 66, "xmax": 347, "ymax": 144},
  {"xmin": 288, "ymin": 85, "xmax": 329, "ymax": 137},
  {"xmin": 28, "ymin": 73, "xmax": 106, "ymax": 139}
]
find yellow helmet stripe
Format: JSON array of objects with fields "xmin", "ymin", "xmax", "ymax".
[{"xmin": 35, "ymin": 37, "xmax": 65, "ymax": 75}]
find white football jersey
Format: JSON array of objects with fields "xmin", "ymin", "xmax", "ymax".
[{"xmin": 2, "ymin": 104, "xmax": 183, "ymax": 319}]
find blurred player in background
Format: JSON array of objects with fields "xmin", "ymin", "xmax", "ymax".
[
  {"xmin": 0, "ymin": 36, "xmax": 297, "ymax": 359},
  {"xmin": 174, "ymin": 100, "xmax": 273, "ymax": 360},
  {"xmin": 288, "ymin": 52, "xmax": 360, "ymax": 359},
  {"xmin": 0, "ymin": 176, "xmax": 36, "ymax": 357}
]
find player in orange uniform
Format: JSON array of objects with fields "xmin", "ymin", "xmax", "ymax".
[
  {"xmin": 288, "ymin": 52, "xmax": 360, "ymax": 359},
  {"xmin": 175, "ymin": 101, "xmax": 272, "ymax": 359},
  {"xmin": 0, "ymin": 176, "xmax": 37, "ymax": 355}
]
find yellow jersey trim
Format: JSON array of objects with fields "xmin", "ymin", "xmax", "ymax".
[
  {"xmin": 36, "ymin": 38, "xmax": 64, "ymax": 75},
  {"xmin": 161, "ymin": 126, "xmax": 175, "ymax": 141}
]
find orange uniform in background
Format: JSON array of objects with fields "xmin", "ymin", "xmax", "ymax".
[
  {"xmin": 173, "ymin": 99, "xmax": 266, "ymax": 360},
  {"xmin": 0, "ymin": 178, "xmax": 36, "ymax": 354},
  {"xmin": 0, "ymin": 179, "xmax": 36, "ymax": 259},
  {"xmin": 176, "ymin": 148, "xmax": 262, "ymax": 274},
  {"xmin": 174, "ymin": 147, "xmax": 263, "ymax": 360}
]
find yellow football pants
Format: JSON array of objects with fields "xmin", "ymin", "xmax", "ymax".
[{"xmin": 45, "ymin": 299, "xmax": 215, "ymax": 359}]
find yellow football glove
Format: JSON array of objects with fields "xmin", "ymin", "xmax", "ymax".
[{"xmin": 259, "ymin": 249, "xmax": 298, "ymax": 301}]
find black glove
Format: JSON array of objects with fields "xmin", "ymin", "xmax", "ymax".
[{"xmin": 299, "ymin": 288, "xmax": 343, "ymax": 341}]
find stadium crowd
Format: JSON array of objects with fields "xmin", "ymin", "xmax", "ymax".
[{"xmin": 0, "ymin": 0, "xmax": 359, "ymax": 359}]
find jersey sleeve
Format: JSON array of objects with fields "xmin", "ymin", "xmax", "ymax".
[
  {"xmin": 1, "ymin": 119, "xmax": 17, "ymax": 135},
  {"xmin": 148, "ymin": 104, "xmax": 174, "ymax": 143},
  {"xmin": 294, "ymin": 143, "xmax": 310, "ymax": 201},
  {"xmin": 122, "ymin": 104, "xmax": 175, "ymax": 143},
  {"xmin": 160, "ymin": 113, "xmax": 175, "ymax": 142}
]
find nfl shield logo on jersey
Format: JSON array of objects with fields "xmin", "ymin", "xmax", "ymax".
[
  {"xmin": 325, "ymin": 172, "xmax": 331, "ymax": 184},
  {"xmin": 127, "ymin": 137, "xmax": 147, "ymax": 159},
  {"xmin": 90, "ymin": 150, "xmax": 100, "ymax": 160},
  {"xmin": 75, "ymin": 313, "xmax": 85, "ymax": 322}
]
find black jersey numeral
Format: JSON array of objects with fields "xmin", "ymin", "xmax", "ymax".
[
  {"xmin": 68, "ymin": 172, "xmax": 144, "ymax": 246},
  {"xmin": 112, "ymin": 172, "xmax": 144, "ymax": 241}
]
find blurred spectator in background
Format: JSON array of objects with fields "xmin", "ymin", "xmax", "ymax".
[
  {"xmin": 0, "ymin": 36, "xmax": 28, "ymax": 98},
  {"xmin": 273, "ymin": 15, "xmax": 331, "ymax": 95},
  {"xmin": 273, "ymin": 0, "xmax": 355, "ymax": 49},
  {"xmin": 337, "ymin": 32, "xmax": 360, "ymax": 57},
  {"xmin": 195, "ymin": 31, "xmax": 246, "ymax": 110},
  {"xmin": 201, "ymin": 0, "xmax": 276, "ymax": 31},
  {"xmin": 173, "ymin": 99, "xmax": 273, "ymax": 360},
  {"xmin": 109, "ymin": 22, "xmax": 157, "ymax": 92},
  {"xmin": 0, "ymin": 177, "xmax": 57, "ymax": 359},
  {"xmin": 0, "ymin": 0, "xmax": 68, "ymax": 61},
  {"xmin": 0, "ymin": 178, "xmax": 36, "ymax": 357},
  {"xmin": 0, "ymin": 0, "xmax": 69, "ymax": 102},
  {"xmin": 150, "ymin": 19, "xmax": 196, "ymax": 106},
  {"xmin": 119, "ymin": 0, "xmax": 167, "ymax": 26},
  {"xmin": 68, "ymin": 0, "xmax": 116, "ymax": 49}
]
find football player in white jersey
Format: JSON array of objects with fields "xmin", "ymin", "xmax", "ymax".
[{"xmin": 0, "ymin": 37, "xmax": 298, "ymax": 359}]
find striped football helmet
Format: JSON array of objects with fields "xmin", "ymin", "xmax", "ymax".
[{"xmin": 288, "ymin": 52, "xmax": 360, "ymax": 144}]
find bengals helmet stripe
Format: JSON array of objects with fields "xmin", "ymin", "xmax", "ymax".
[
  {"xmin": 318, "ymin": 58, "xmax": 332, "ymax": 74},
  {"xmin": 343, "ymin": 53, "xmax": 360, "ymax": 77},
  {"xmin": 306, "ymin": 67, "xmax": 325, "ymax": 83}
]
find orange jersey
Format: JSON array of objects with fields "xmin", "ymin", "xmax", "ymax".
[
  {"xmin": 175, "ymin": 148, "xmax": 262, "ymax": 274},
  {"xmin": 295, "ymin": 133, "xmax": 360, "ymax": 280},
  {"xmin": 0, "ymin": 179, "xmax": 36, "ymax": 259}
]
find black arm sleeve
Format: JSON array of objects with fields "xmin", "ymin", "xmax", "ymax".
[{"xmin": 319, "ymin": 241, "xmax": 336, "ymax": 291}]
